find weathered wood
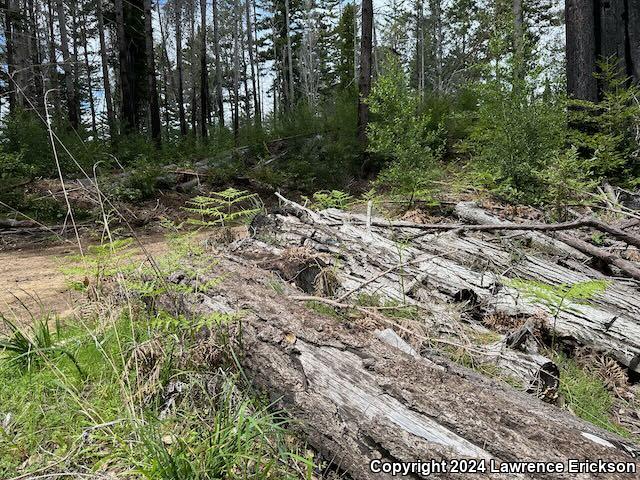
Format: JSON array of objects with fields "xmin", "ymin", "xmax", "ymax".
[
  {"xmin": 163, "ymin": 255, "xmax": 639, "ymax": 479},
  {"xmin": 252, "ymin": 203, "xmax": 640, "ymax": 374},
  {"xmin": 454, "ymin": 202, "xmax": 640, "ymax": 281},
  {"xmin": 241, "ymin": 220, "xmax": 558, "ymax": 394},
  {"xmin": 333, "ymin": 202, "xmax": 640, "ymax": 251},
  {"xmin": 0, "ymin": 218, "xmax": 37, "ymax": 229}
]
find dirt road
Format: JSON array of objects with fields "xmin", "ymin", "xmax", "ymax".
[{"xmin": 0, "ymin": 234, "xmax": 172, "ymax": 324}]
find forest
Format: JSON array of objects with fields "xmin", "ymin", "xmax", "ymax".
[{"xmin": 1, "ymin": 0, "xmax": 640, "ymax": 478}]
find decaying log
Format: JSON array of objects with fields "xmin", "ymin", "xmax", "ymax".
[
  {"xmin": 0, "ymin": 218, "xmax": 37, "ymax": 229},
  {"xmin": 237, "ymin": 232, "xmax": 558, "ymax": 396},
  {"xmin": 251, "ymin": 202, "xmax": 640, "ymax": 374},
  {"xmin": 162, "ymin": 255, "xmax": 639, "ymax": 479},
  {"xmin": 331, "ymin": 201, "xmax": 640, "ymax": 250},
  {"xmin": 454, "ymin": 202, "xmax": 640, "ymax": 281},
  {"xmin": 452, "ymin": 202, "xmax": 589, "ymax": 261}
]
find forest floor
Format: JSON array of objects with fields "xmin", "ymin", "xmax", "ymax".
[
  {"xmin": 0, "ymin": 233, "xmax": 171, "ymax": 324},
  {"xmin": 1, "ymin": 176, "xmax": 640, "ymax": 478}
]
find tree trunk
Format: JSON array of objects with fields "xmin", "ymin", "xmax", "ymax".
[
  {"xmin": 45, "ymin": 0, "xmax": 62, "ymax": 118},
  {"xmin": 189, "ymin": 0, "xmax": 197, "ymax": 134},
  {"xmin": 81, "ymin": 11, "xmax": 98, "ymax": 138},
  {"xmin": 115, "ymin": 0, "xmax": 136, "ymax": 133},
  {"xmin": 27, "ymin": 0, "xmax": 44, "ymax": 114},
  {"xmin": 56, "ymin": 0, "xmax": 79, "ymax": 129},
  {"xmin": 245, "ymin": 0, "xmax": 260, "ymax": 123},
  {"xmin": 233, "ymin": 0, "xmax": 240, "ymax": 141},
  {"xmin": 252, "ymin": 0, "xmax": 263, "ymax": 122},
  {"xmin": 161, "ymin": 255, "xmax": 639, "ymax": 480},
  {"xmin": 97, "ymin": 0, "xmax": 116, "ymax": 138},
  {"xmin": 199, "ymin": 0, "xmax": 209, "ymax": 139},
  {"xmin": 175, "ymin": 1, "xmax": 188, "ymax": 136},
  {"xmin": 565, "ymin": 0, "xmax": 597, "ymax": 101},
  {"xmin": 4, "ymin": 0, "xmax": 17, "ymax": 114},
  {"xmin": 144, "ymin": 0, "xmax": 162, "ymax": 145},
  {"xmin": 212, "ymin": 0, "xmax": 225, "ymax": 127},
  {"xmin": 598, "ymin": 0, "xmax": 628, "ymax": 73},
  {"xmin": 629, "ymin": 1, "xmax": 640, "ymax": 82},
  {"xmin": 566, "ymin": 0, "xmax": 639, "ymax": 101},
  {"xmin": 156, "ymin": 0, "xmax": 178, "ymax": 135},
  {"xmin": 357, "ymin": 0, "xmax": 373, "ymax": 146},
  {"xmin": 512, "ymin": 0, "xmax": 524, "ymax": 80},
  {"xmin": 284, "ymin": 0, "xmax": 295, "ymax": 110}
]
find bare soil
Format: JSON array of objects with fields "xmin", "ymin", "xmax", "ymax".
[{"xmin": 0, "ymin": 233, "xmax": 172, "ymax": 324}]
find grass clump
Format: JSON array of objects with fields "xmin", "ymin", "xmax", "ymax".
[
  {"xmin": 136, "ymin": 378, "xmax": 313, "ymax": 480},
  {"xmin": 1, "ymin": 234, "xmax": 315, "ymax": 478},
  {"xmin": 0, "ymin": 306, "xmax": 313, "ymax": 478},
  {"xmin": 554, "ymin": 353, "xmax": 630, "ymax": 438}
]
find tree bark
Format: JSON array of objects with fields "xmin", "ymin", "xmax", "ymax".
[
  {"xmin": 97, "ymin": 0, "xmax": 116, "ymax": 138},
  {"xmin": 115, "ymin": 0, "xmax": 136, "ymax": 133},
  {"xmin": 245, "ymin": 0, "xmax": 260, "ymax": 123},
  {"xmin": 233, "ymin": 0, "xmax": 241, "ymax": 141},
  {"xmin": 4, "ymin": 0, "xmax": 17, "ymax": 114},
  {"xmin": 199, "ymin": 0, "xmax": 209, "ymax": 139},
  {"xmin": 45, "ymin": 0, "xmax": 61, "ymax": 118},
  {"xmin": 189, "ymin": 0, "xmax": 197, "ymax": 134},
  {"xmin": 56, "ymin": 0, "xmax": 79, "ymax": 129},
  {"xmin": 174, "ymin": 1, "xmax": 188, "ymax": 135},
  {"xmin": 144, "ymin": 0, "xmax": 162, "ymax": 145},
  {"xmin": 161, "ymin": 255, "xmax": 639, "ymax": 480},
  {"xmin": 80, "ymin": 10, "xmax": 98, "ymax": 138},
  {"xmin": 27, "ymin": 0, "xmax": 44, "ymax": 114},
  {"xmin": 212, "ymin": 0, "xmax": 225, "ymax": 127},
  {"xmin": 284, "ymin": 0, "xmax": 295, "ymax": 110},
  {"xmin": 629, "ymin": 1, "xmax": 640, "ymax": 82},
  {"xmin": 566, "ymin": 0, "xmax": 598, "ymax": 101},
  {"xmin": 357, "ymin": 0, "xmax": 373, "ymax": 146},
  {"xmin": 598, "ymin": 0, "xmax": 628, "ymax": 72}
]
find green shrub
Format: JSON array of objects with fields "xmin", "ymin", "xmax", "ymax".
[
  {"xmin": 568, "ymin": 60, "xmax": 640, "ymax": 182},
  {"xmin": 536, "ymin": 147, "xmax": 596, "ymax": 219},
  {"xmin": 0, "ymin": 151, "xmax": 31, "ymax": 208},
  {"xmin": 463, "ymin": 76, "xmax": 567, "ymax": 203},
  {"xmin": 367, "ymin": 59, "xmax": 446, "ymax": 205}
]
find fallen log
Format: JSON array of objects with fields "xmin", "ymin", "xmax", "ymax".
[
  {"xmin": 161, "ymin": 255, "xmax": 639, "ymax": 479},
  {"xmin": 0, "ymin": 218, "xmax": 37, "ymax": 229},
  {"xmin": 252, "ymin": 203, "xmax": 640, "ymax": 374},
  {"xmin": 330, "ymin": 202, "xmax": 640, "ymax": 250},
  {"xmin": 237, "ymin": 233, "xmax": 558, "ymax": 396},
  {"xmin": 454, "ymin": 202, "xmax": 640, "ymax": 281}
]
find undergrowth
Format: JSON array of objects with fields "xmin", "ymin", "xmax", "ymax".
[
  {"xmin": 554, "ymin": 353, "xmax": 631, "ymax": 438},
  {"xmin": 0, "ymin": 235, "xmax": 315, "ymax": 479}
]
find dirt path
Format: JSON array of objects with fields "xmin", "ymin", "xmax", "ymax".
[{"xmin": 0, "ymin": 234, "xmax": 173, "ymax": 324}]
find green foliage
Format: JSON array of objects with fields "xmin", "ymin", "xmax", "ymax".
[
  {"xmin": 62, "ymin": 238, "xmax": 135, "ymax": 293},
  {"xmin": 0, "ymin": 315, "xmax": 82, "ymax": 376},
  {"xmin": 568, "ymin": 60, "xmax": 640, "ymax": 182},
  {"xmin": 555, "ymin": 354, "xmax": 630, "ymax": 437},
  {"xmin": 151, "ymin": 310, "xmax": 239, "ymax": 335},
  {"xmin": 509, "ymin": 278, "xmax": 608, "ymax": 348},
  {"xmin": 463, "ymin": 75, "xmax": 568, "ymax": 203},
  {"xmin": 537, "ymin": 147, "xmax": 596, "ymax": 219},
  {"xmin": 115, "ymin": 164, "xmax": 161, "ymax": 201},
  {"xmin": 0, "ymin": 302, "xmax": 311, "ymax": 477},
  {"xmin": 368, "ymin": 60, "xmax": 446, "ymax": 205},
  {"xmin": 305, "ymin": 190, "xmax": 353, "ymax": 210},
  {"xmin": 0, "ymin": 151, "xmax": 31, "ymax": 208},
  {"xmin": 136, "ymin": 380, "xmax": 312, "ymax": 480},
  {"xmin": 184, "ymin": 188, "xmax": 263, "ymax": 228},
  {"xmin": 335, "ymin": 4, "xmax": 356, "ymax": 91},
  {"xmin": 254, "ymin": 91, "xmax": 361, "ymax": 192},
  {"xmin": 509, "ymin": 279, "xmax": 608, "ymax": 317}
]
